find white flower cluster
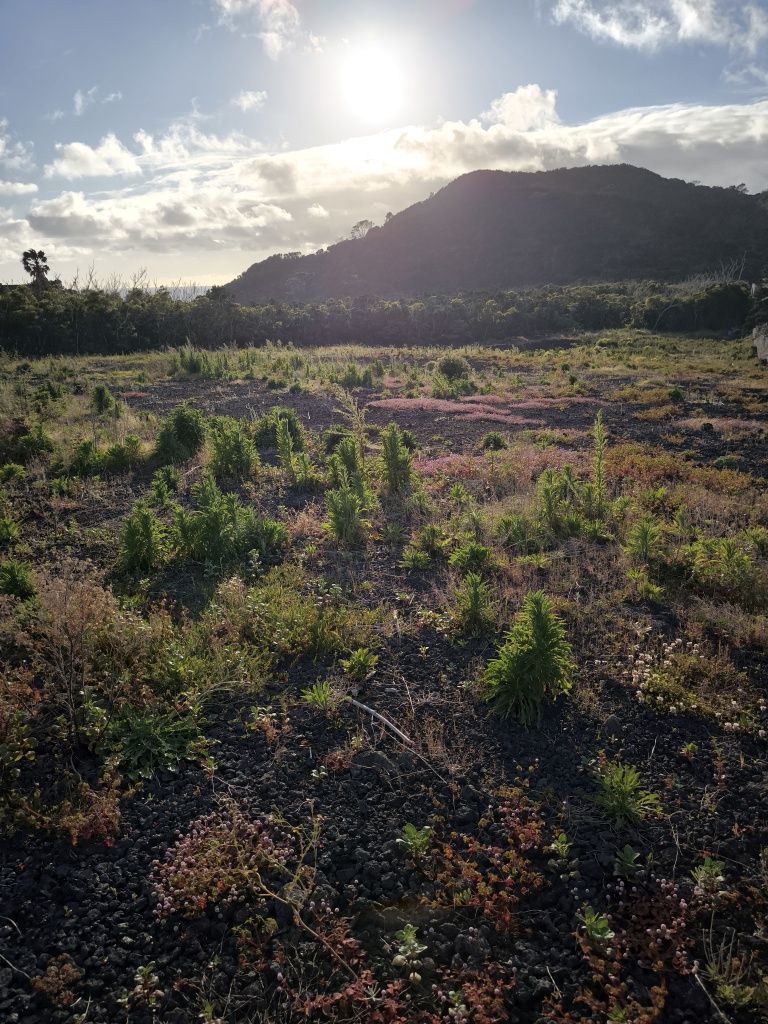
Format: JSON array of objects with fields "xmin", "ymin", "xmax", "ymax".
[{"xmin": 624, "ymin": 636, "xmax": 700, "ymax": 714}]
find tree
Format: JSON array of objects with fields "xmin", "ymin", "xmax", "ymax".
[
  {"xmin": 349, "ymin": 219, "xmax": 374, "ymax": 240},
  {"xmin": 21, "ymin": 249, "xmax": 51, "ymax": 288}
]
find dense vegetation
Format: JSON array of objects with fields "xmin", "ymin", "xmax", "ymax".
[
  {"xmin": 0, "ymin": 276, "xmax": 754, "ymax": 355},
  {"xmin": 227, "ymin": 165, "xmax": 768, "ymax": 302},
  {"xmin": 0, "ymin": 328, "xmax": 766, "ymax": 1023}
]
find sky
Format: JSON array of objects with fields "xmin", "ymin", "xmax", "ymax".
[{"xmin": 1, "ymin": 0, "xmax": 768, "ymax": 286}]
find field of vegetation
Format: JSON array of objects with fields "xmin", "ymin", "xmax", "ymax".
[{"xmin": 0, "ymin": 328, "xmax": 767, "ymax": 1024}]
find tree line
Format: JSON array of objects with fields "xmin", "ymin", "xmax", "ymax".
[{"xmin": 0, "ymin": 275, "xmax": 754, "ymax": 356}]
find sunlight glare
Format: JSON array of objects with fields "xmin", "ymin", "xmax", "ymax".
[{"xmin": 339, "ymin": 42, "xmax": 405, "ymax": 122}]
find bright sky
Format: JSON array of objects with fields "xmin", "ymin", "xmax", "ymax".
[{"xmin": 1, "ymin": 0, "xmax": 767, "ymax": 285}]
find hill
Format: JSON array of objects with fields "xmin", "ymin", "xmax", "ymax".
[{"xmin": 226, "ymin": 164, "xmax": 768, "ymax": 303}]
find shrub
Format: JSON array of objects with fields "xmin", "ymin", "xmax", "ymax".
[
  {"xmin": 380, "ymin": 423, "xmax": 412, "ymax": 494},
  {"xmin": 686, "ymin": 536, "xmax": 763, "ymax": 606},
  {"xmin": 103, "ymin": 434, "xmax": 143, "ymax": 473},
  {"xmin": 482, "ymin": 431, "xmax": 508, "ymax": 451},
  {"xmin": 453, "ymin": 572, "xmax": 495, "ymax": 635},
  {"xmin": 148, "ymin": 465, "xmax": 181, "ymax": 507},
  {"xmin": 0, "ymin": 463, "xmax": 24, "ymax": 483},
  {"xmin": 275, "ymin": 415, "xmax": 296, "ymax": 482},
  {"xmin": 326, "ymin": 483, "xmax": 368, "ymax": 546},
  {"xmin": 0, "ymin": 515, "xmax": 20, "ymax": 546},
  {"xmin": 210, "ymin": 418, "xmax": 258, "ymax": 481},
  {"xmin": 625, "ymin": 513, "xmax": 664, "ymax": 564},
  {"xmin": 90, "ymin": 383, "xmax": 117, "ymax": 415},
  {"xmin": 246, "ymin": 516, "xmax": 289, "ymax": 565},
  {"xmin": 0, "ymin": 559, "xmax": 36, "ymax": 599},
  {"xmin": 449, "ymin": 541, "xmax": 495, "ymax": 574},
  {"xmin": 155, "ymin": 402, "xmax": 206, "ymax": 464},
  {"xmin": 253, "ymin": 406, "xmax": 305, "ymax": 450},
  {"xmin": 482, "ymin": 591, "xmax": 573, "ymax": 724},
  {"xmin": 70, "ymin": 439, "xmax": 104, "ymax": 478},
  {"xmin": 594, "ymin": 760, "xmax": 661, "ymax": 826},
  {"xmin": 120, "ymin": 503, "xmax": 166, "ymax": 572},
  {"xmin": 436, "ymin": 354, "xmax": 471, "ymax": 381}
]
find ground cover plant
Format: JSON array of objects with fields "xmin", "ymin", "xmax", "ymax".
[{"xmin": 0, "ymin": 325, "xmax": 767, "ymax": 1023}]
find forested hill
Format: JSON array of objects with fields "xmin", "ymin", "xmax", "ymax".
[{"xmin": 226, "ymin": 164, "xmax": 768, "ymax": 303}]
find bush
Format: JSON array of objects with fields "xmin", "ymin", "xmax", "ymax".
[
  {"xmin": 90, "ymin": 383, "xmax": 117, "ymax": 415},
  {"xmin": 625, "ymin": 513, "xmax": 663, "ymax": 564},
  {"xmin": 482, "ymin": 591, "xmax": 573, "ymax": 724},
  {"xmin": 253, "ymin": 406, "xmax": 305, "ymax": 451},
  {"xmin": 120, "ymin": 503, "xmax": 166, "ymax": 572},
  {"xmin": 70, "ymin": 439, "xmax": 104, "ymax": 478},
  {"xmin": 210, "ymin": 418, "xmax": 259, "ymax": 481},
  {"xmin": 148, "ymin": 466, "xmax": 181, "ymax": 507},
  {"xmin": 482, "ymin": 431, "xmax": 507, "ymax": 451},
  {"xmin": 436, "ymin": 354, "xmax": 471, "ymax": 381},
  {"xmin": 0, "ymin": 515, "xmax": 20, "ymax": 546},
  {"xmin": 107, "ymin": 707, "xmax": 203, "ymax": 781},
  {"xmin": 453, "ymin": 572, "xmax": 495, "ymax": 634},
  {"xmin": 380, "ymin": 423, "xmax": 412, "ymax": 494},
  {"xmin": 449, "ymin": 541, "xmax": 495, "ymax": 574},
  {"xmin": 103, "ymin": 435, "xmax": 143, "ymax": 473},
  {"xmin": 326, "ymin": 483, "xmax": 368, "ymax": 546},
  {"xmin": 155, "ymin": 402, "xmax": 206, "ymax": 464},
  {"xmin": 0, "ymin": 559, "xmax": 36, "ymax": 599}
]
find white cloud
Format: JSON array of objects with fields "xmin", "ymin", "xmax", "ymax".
[
  {"xmin": 44, "ymin": 134, "xmax": 142, "ymax": 178},
  {"xmin": 552, "ymin": 0, "xmax": 768, "ymax": 53},
  {"xmin": 74, "ymin": 86, "xmax": 123, "ymax": 116},
  {"xmin": 6, "ymin": 85, "xmax": 768, "ymax": 280},
  {"xmin": 213, "ymin": 0, "xmax": 303, "ymax": 59},
  {"xmin": 232, "ymin": 89, "xmax": 268, "ymax": 111},
  {"xmin": 0, "ymin": 180, "xmax": 38, "ymax": 196},
  {"xmin": 0, "ymin": 119, "xmax": 34, "ymax": 172}
]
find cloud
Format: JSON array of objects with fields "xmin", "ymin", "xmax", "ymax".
[
  {"xmin": 74, "ymin": 86, "xmax": 123, "ymax": 116},
  {"xmin": 0, "ymin": 119, "xmax": 34, "ymax": 172},
  {"xmin": 6, "ymin": 85, "xmax": 768, "ymax": 280},
  {"xmin": 232, "ymin": 89, "xmax": 268, "ymax": 111},
  {"xmin": 212, "ymin": 0, "xmax": 304, "ymax": 59},
  {"xmin": 0, "ymin": 180, "xmax": 38, "ymax": 196},
  {"xmin": 44, "ymin": 134, "xmax": 142, "ymax": 178},
  {"xmin": 552, "ymin": 0, "xmax": 768, "ymax": 53}
]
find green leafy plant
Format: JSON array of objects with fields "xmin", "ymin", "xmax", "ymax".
[
  {"xmin": 155, "ymin": 402, "xmax": 206, "ymax": 464},
  {"xmin": 90, "ymin": 383, "xmax": 117, "ymax": 415},
  {"xmin": 391, "ymin": 923, "xmax": 427, "ymax": 983},
  {"xmin": 0, "ymin": 515, "xmax": 20, "ymax": 546},
  {"xmin": 453, "ymin": 571, "xmax": 494, "ymax": 634},
  {"xmin": 120, "ymin": 502, "xmax": 166, "ymax": 572},
  {"xmin": 594, "ymin": 759, "xmax": 661, "ymax": 826},
  {"xmin": 482, "ymin": 591, "xmax": 574, "ymax": 724},
  {"xmin": 613, "ymin": 844, "xmax": 642, "ymax": 878},
  {"xmin": 396, "ymin": 823, "xmax": 432, "ymax": 859},
  {"xmin": 625, "ymin": 513, "xmax": 663, "ymax": 564},
  {"xmin": 482, "ymin": 431, "xmax": 507, "ymax": 451},
  {"xmin": 301, "ymin": 679, "xmax": 339, "ymax": 713},
  {"xmin": 380, "ymin": 422, "xmax": 412, "ymax": 494},
  {"xmin": 209, "ymin": 418, "xmax": 258, "ymax": 481},
  {"xmin": 107, "ymin": 707, "xmax": 203, "ymax": 781},
  {"xmin": 549, "ymin": 832, "xmax": 571, "ymax": 858},
  {"xmin": 0, "ymin": 559, "xmax": 35, "ymax": 599},
  {"xmin": 253, "ymin": 406, "xmax": 305, "ymax": 451},
  {"xmin": 692, "ymin": 856, "xmax": 725, "ymax": 894},
  {"xmin": 449, "ymin": 541, "xmax": 495, "ymax": 574},
  {"xmin": 148, "ymin": 465, "xmax": 181, "ymax": 507},
  {"xmin": 578, "ymin": 905, "xmax": 615, "ymax": 948},
  {"xmin": 326, "ymin": 483, "xmax": 369, "ymax": 546},
  {"xmin": 339, "ymin": 647, "xmax": 378, "ymax": 680}
]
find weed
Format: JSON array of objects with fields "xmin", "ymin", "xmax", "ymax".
[
  {"xmin": 396, "ymin": 823, "xmax": 432, "ymax": 859},
  {"xmin": 0, "ymin": 514, "xmax": 20, "ymax": 545},
  {"xmin": 625, "ymin": 513, "xmax": 664, "ymax": 564},
  {"xmin": 453, "ymin": 571, "xmax": 495, "ymax": 634},
  {"xmin": 209, "ymin": 417, "xmax": 258, "ymax": 480},
  {"xmin": 482, "ymin": 591, "xmax": 574, "ymax": 724},
  {"xmin": 325, "ymin": 483, "xmax": 369, "ymax": 546},
  {"xmin": 578, "ymin": 905, "xmax": 615, "ymax": 948},
  {"xmin": 90, "ymin": 383, "xmax": 117, "ymax": 415},
  {"xmin": 380, "ymin": 422, "xmax": 412, "ymax": 493},
  {"xmin": 339, "ymin": 647, "xmax": 378, "ymax": 680},
  {"xmin": 120, "ymin": 503, "xmax": 166, "ymax": 571},
  {"xmin": 594, "ymin": 759, "xmax": 661, "ymax": 826},
  {"xmin": 691, "ymin": 856, "xmax": 725, "ymax": 895},
  {"xmin": 107, "ymin": 706, "xmax": 204, "ymax": 781},
  {"xmin": 0, "ymin": 559, "xmax": 35, "ymax": 599}
]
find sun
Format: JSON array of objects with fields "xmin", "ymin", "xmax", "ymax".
[{"xmin": 339, "ymin": 42, "xmax": 405, "ymax": 122}]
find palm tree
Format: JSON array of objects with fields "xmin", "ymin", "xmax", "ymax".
[{"xmin": 21, "ymin": 249, "xmax": 50, "ymax": 287}]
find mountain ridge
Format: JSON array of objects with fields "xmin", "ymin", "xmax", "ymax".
[{"xmin": 226, "ymin": 164, "xmax": 768, "ymax": 303}]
